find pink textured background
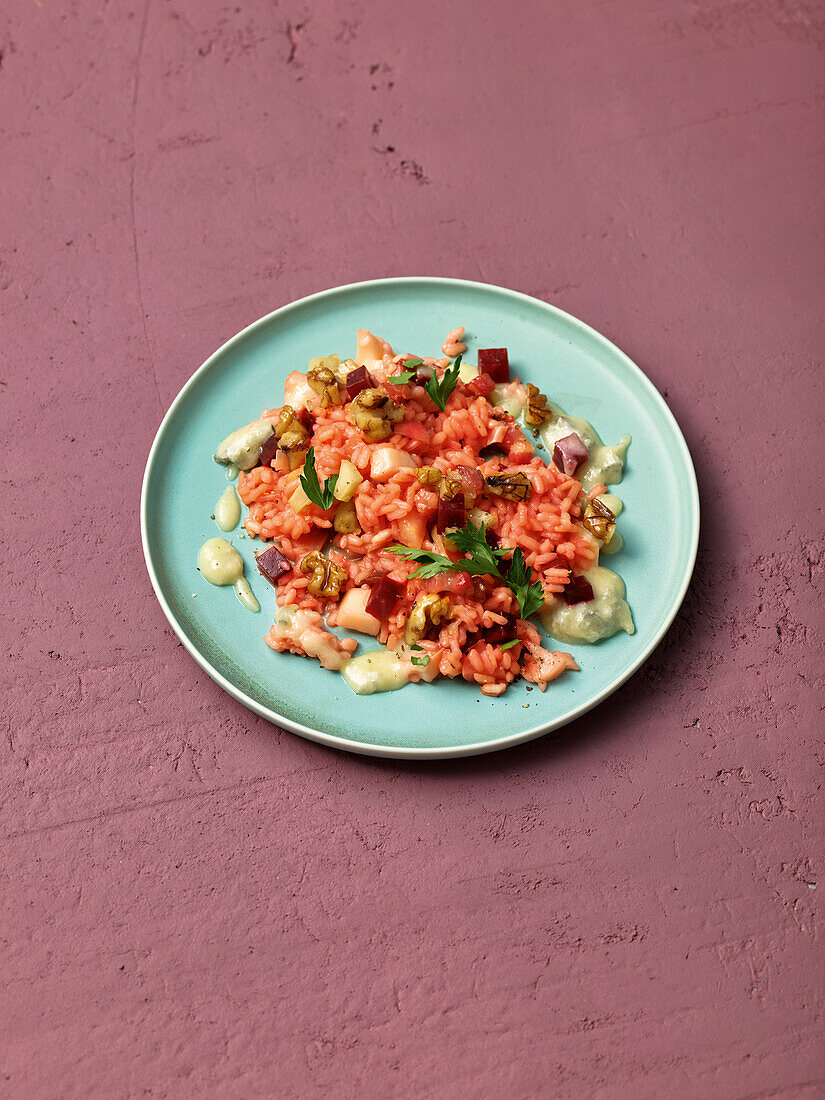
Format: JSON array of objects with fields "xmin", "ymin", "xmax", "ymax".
[{"xmin": 2, "ymin": 1, "xmax": 824, "ymax": 1096}]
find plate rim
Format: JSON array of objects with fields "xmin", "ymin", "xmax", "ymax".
[{"xmin": 140, "ymin": 276, "xmax": 700, "ymax": 760}]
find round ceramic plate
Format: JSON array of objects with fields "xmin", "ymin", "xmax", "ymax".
[{"xmin": 141, "ymin": 278, "xmax": 699, "ymax": 759}]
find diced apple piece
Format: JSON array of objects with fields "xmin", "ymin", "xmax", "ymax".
[
  {"xmin": 283, "ymin": 370, "xmax": 316, "ymax": 411},
  {"xmin": 333, "ymin": 459, "xmax": 364, "ymax": 502},
  {"xmin": 355, "ymin": 329, "xmax": 389, "ymax": 366},
  {"xmin": 336, "ymin": 587, "xmax": 382, "ymax": 636},
  {"xmin": 458, "ymin": 360, "xmax": 480, "ymax": 383},
  {"xmin": 289, "ymin": 482, "xmax": 312, "ymax": 513},
  {"xmin": 369, "ymin": 447, "xmax": 418, "ymax": 483},
  {"xmin": 396, "ymin": 511, "xmax": 428, "ymax": 548}
]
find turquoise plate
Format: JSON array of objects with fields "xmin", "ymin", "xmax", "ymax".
[{"xmin": 141, "ymin": 278, "xmax": 699, "ymax": 759}]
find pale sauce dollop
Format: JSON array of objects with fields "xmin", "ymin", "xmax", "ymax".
[
  {"xmin": 214, "ymin": 485, "xmax": 241, "ymax": 531},
  {"xmin": 540, "ymin": 565, "xmax": 634, "ymax": 644},
  {"xmin": 540, "ymin": 403, "xmax": 630, "ymax": 491},
  {"xmin": 341, "ymin": 650, "xmax": 411, "ymax": 695},
  {"xmin": 197, "ymin": 538, "xmax": 260, "ymax": 613}
]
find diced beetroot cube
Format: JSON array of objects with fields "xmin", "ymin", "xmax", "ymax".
[
  {"xmin": 468, "ymin": 372, "xmax": 496, "ymax": 397},
  {"xmin": 479, "ymin": 443, "xmax": 507, "ymax": 460},
  {"xmin": 255, "ymin": 544, "xmax": 292, "ymax": 586},
  {"xmin": 452, "ymin": 465, "xmax": 486, "ymax": 499},
  {"xmin": 477, "ymin": 348, "xmax": 510, "ymax": 383},
  {"xmin": 344, "ymin": 366, "xmax": 376, "ymax": 401},
  {"xmin": 419, "ymin": 571, "xmax": 473, "ymax": 596},
  {"xmin": 553, "ymin": 433, "xmax": 589, "ymax": 476},
  {"xmin": 562, "ymin": 573, "xmax": 594, "ymax": 605},
  {"xmin": 437, "ymin": 493, "xmax": 465, "ymax": 533},
  {"xmin": 413, "ymin": 364, "xmax": 434, "ymax": 385},
  {"xmin": 297, "ymin": 407, "xmax": 315, "ymax": 432},
  {"xmin": 485, "ymin": 527, "xmax": 501, "ymax": 549},
  {"xmin": 483, "ymin": 613, "xmax": 518, "ymax": 644},
  {"xmin": 365, "ymin": 576, "xmax": 404, "ymax": 621},
  {"xmin": 257, "ymin": 433, "xmax": 280, "ymax": 468}
]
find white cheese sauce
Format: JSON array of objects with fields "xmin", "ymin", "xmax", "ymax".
[
  {"xmin": 540, "ymin": 403, "xmax": 630, "ymax": 491},
  {"xmin": 214, "ymin": 485, "xmax": 241, "ymax": 531},
  {"xmin": 341, "ymin": 650, "xmax": 411, "ymax": 695},
  {"xmin": 197, "ymin": 538, "xmax": 260, "ymax": 613},
  {"xmin": 214, "ymin": 421, "xmax": 273, "ymax": 471},
  {"xmin": 540, "ymin": 565, "xmax": 634, "ymax": 645}
]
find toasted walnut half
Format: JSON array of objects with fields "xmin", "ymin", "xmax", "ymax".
[
  {"xmin": 415, "ymin": 466, "xmax": 443, "ymax": 489},
  {"xmin": 307, "ymin": 363, "xmax": 342, "ymax": 408},
  {"xmin": 350, "ymin": 388, "xmax": 404, "ymax": 441},
  {"xmin": 405, "ymin": 593, "xmax": 451, "ymax": 645},
  {"xmin": 275, "ymin": 405, "xmax": 310, "ymax": 469},
  {"xmin": 299, "ymin": 551, "xmax": 347, "ymax": 599},
  {"xmin": 524, "ymin": 383, "xmax": 551, "ymax": 427},
  {"xmin": 485, "ymin": 471, "xmax": 532, "ymax": 503},
  {"xmin": 333, "ymin": 500, "xmax": 361, "ymax": 535},
  {"xmin": 582, "ymin": 496, "xmax": 616, "ymax": 543}
]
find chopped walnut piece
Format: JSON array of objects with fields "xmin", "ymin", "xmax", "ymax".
[
  {"xmin": 350, "ymin": 387, "xmax": 404, "ymax": 441},
  {"xmin": 405, "ymin": 593, "xmax": 451, "ymax": 645},
  {"xmin": 440, "ymin": 472, "xmax": 462, "ymax": 500},
  {"xmin": 299, "ymin": 551, "xmax": 347, "ymax": 599},
  {"xmin": 582, "ymin": 496, "xmax": 616, "ymax": 543},
  {"xmin": 274, "ymin": 405, "xmax": 310, "ymax": 469},
  {"xmin": 416, "ymin": 466, "xmax": 443, "ymax": 489},
  {"xmin": 307, "ymin": 364, "xmax": 342, "ymax": 407},
  {"xmin": 485, "ymin": 471, "xmax": 532, "ymax": 503},
  {"xmin": 524, "ymin": 383, "xmax": 551, "ymax": 427}
]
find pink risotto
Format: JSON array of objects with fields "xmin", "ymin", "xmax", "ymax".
[{"xmin": 219, "ymin": 329, "xmax": 625, "ymax": 696}]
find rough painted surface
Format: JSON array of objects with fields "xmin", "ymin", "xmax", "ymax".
[{"xmin": 2, "ymin": 0, "xmax": 823, "ymax": 1096}]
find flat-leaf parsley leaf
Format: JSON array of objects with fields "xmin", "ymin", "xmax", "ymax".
[
  {"xmin": 299, "ymin": 446, "xmax": 338, "ymax": 510},
  {"xmin": 390, "ymin": 519, "xmax": 547, "ymax": 619},
  {"xmin": 424, "ymin": 354, "xmax": 462, "ymax": 411}
]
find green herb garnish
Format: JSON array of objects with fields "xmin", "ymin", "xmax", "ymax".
[
  {"xmin": 389, "ymin": 519, "xmax": 546, "ymax": 620},
  {"xmin": 505, "ymin": 547, "xmax": 546, "ymax": 619},
  {"xmin": 388, "ymin": 546, "xmax": 458, "ymax": 579},
  {"xmin": 448, "ymin": 520, "xmax": 509, "ymax": 577},
  {"xmin": 299, "ymin": 446, "xmax": 338, "ymax": 510},
  {"xmin": 409, "ymin": 643, "xmax": 430, "ymax": 667},
  {"xmin": 387, "ymin": 357, "xmax": 423, "ymax": 384},
  {"xmin": 499, "ymin": 638, "xmax": 520, "ymax": 651},
  {"xmin": 424, "ymin": 354, "xmax": 462, "ymax": 411}
]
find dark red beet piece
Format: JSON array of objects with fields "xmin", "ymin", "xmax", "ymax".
[
  {"xmin": 257, "ymin": 433, "xmax": 280, "ymax": 468},
  {"xmin": 464, "ymin": 612, "xmax": 518, "ymax": 650},
  {"xmin": 419, "ymin": 571, "xmax": 473, "ymax": 596},
  {"xmin": 479, "ymin": 443, "xmax": 507, "ymax": 460},
  {"xmin": 562, "ymin": 573, "xmax": 594, "ymax": 605},
  {"xmin": 452, "ymin": 465, "xmax": 486, "ymax": 498},
  {"xmin": 437, "ymin": 493, "xmax": 465, "ymax": 533},
  {"xmin": 484, "ymin": 527, "xmax": 501, "ymax": 549},
  {"xmin": 365, "ymin": 576, "xmax": 403, "ymax": 620},
  {"xmin": 553, "ymin": 433, "xmax": 589, "ymax": 476},
  {"xmin": 297, "ymin": 407, "xmax": 315, "ymax": 432},
  {"xmin": 467, "ymin": 372, "xmax": 496, "ymax": 397},
  {"xmin": 344, "ymin": 366, "xmax": 376, "ymax": 401},
  {"xmin": 256, "ymin": 545, "xmax": 292, "ymax": 586},
  {"xmin": 477, "ymin": 348, "xmax": 510, "ymax": 384}
]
